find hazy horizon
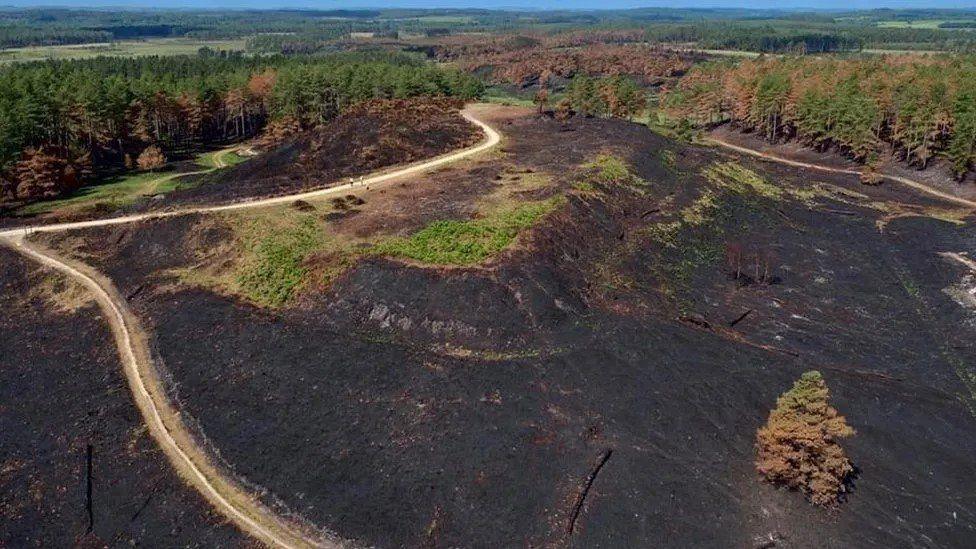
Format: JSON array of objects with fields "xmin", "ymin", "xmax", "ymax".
[{"xmin": 3, "ymin": 1, "xmax": 976, "ymax": 11}]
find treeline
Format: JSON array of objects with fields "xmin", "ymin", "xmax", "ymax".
[
  {"xmin": 246, "ymin": 30, "xmax": 355, "ymax": 55},
  {"xmin": 664, "ymin": 56, "xmax": 976, "ymax": 178},
  {"xmin": 458, "ymin": 43, "xmax": 693, "ymax": 87},
  {"xmin": 642, "ymin": 21, "xmax": 976, "ymax": 53},
  {"xmin": 643, "ymin": 23, "xmax": 864, "ymax": 53},
  {"xmin": 855, "ymin": 26, "xmax": 976, "ymax": 52},
  {"xmin": 0, "ymin": 52, "xmax": 482, "ymax": 203},
  {"xmin": 0, "ymin": 8, "xmax": 479, "ymax": 48},
  {"xmin": 939, "ymin": 22, "xmax": 976, "ymax": 29},
  {"xmin": 557, "ymin": 75, "xmax": 647, "ymax": 120},
  {"xmin": 0, "ymin": 26, "xmax": 113, "ymax": 49}
]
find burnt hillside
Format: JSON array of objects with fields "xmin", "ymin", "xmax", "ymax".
[{"xmin": 17, "ymin": 110, "xmax": 976, "ymax": 547}]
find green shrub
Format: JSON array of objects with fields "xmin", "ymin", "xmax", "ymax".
[{"xmin": 584, "ymin": 154, "xmax": 634, "ymax": 184}]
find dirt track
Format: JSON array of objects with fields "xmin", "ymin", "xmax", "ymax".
[
  {"xmin": 0, "ymin": 106, "xmax": 500, "ymax": 548},
  {"xmin": 705, "ymin": 135, "xmax": 976, "ymax": 209},
  {"xmin": 0, "ymin": 110, "xmax": 499, "ymax": 239}
]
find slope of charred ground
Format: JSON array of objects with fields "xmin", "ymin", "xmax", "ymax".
[
  {"xmin": 166, "ymin": 98, "xmax": 482, "ymax": 208},
  {"xmin": 0, "ymin": 247, "xmax": 247, "ymax": 547},
  {"xmin": 30, "ymin": 108, "xmax": 976, "ymax": 547}
]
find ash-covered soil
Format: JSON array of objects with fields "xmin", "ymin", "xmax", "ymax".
[
  {"xmin": 0, "ymin": 247, "xmax": 247, "ymax": 547},
  {"xmin": 29, "ymin": 110, "xmax": 976, "ymax": 547},
  {"xmin": 169, "ymin": 98, "xmax": 482, "ymax": 208}
]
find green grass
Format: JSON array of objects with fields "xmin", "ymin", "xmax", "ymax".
[
  {"xmin": 573, "ymin": 181, "xmax": 597, "ymax": 193},
  {"xmin": 195, "ymin": 149, "xmax": 247, "ymax": 169},
  {"xmin": 659, "ymin": 150, "xmax": 678, "ymax": 172},
  {"xmin": 578, "ymin": 154, "xmax": 649, "ymax": 194},
  {"xmin": 236, "ymin": 214, "xmax": 324, "ymax": 307},
  {"xmin": 16, "ymin": 171, "xmax": 175, "ymax": 215},
  {"xmin": 584, "ymin": 155, "xmax": 633, "ymax": 184},
  {"xmin": 0, "ymin": 38, "xmax": 246, "ymax": 65},
  {"xmin": 481, "ymin": 85, "xmax": 553, "ymax": 108},
  {"xmin": 373, "ymin": 199, "xmax": 562, "ymax": 265},
  {"xmin": 17, "ymin": 147, "xmax": 243, "ymax": 216},
  {"xmin": 702, "ymin": 161, "xmax": 785, "ymax": 200}
]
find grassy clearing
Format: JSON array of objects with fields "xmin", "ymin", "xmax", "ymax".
[
  {"xmin": 183, "ymin": 175, "xmax": 564, "ymax": 306},
  {"xmin": 195, "ymin": 149, "xmax": 247, "ymax": 169},
  {"xmin": 0, "ymin": 38, "xmax": 246, "ymax": 65},
  {"xmin": 16, "ymin": 171, "xmax": 175, "ymax": 216},
  {"xmin": 17, "ymin": 147, "xmax": 244, "ymax": 217},
  {"xmin": 876, "ymin": 20, "xmax": 947, "ymax": 29},
  {"xmin": 180, "ymin": 210, "xmax": 331, "ymax": 307},
  {"xmin": 174, "ymin": 208, "xmax": 341, "ymax": 307},
  {"xmin": 481, "ymin": 85, "xmax": 541, "ymax": 107},
  {"xmin": 373, "ymin": 198, "xmax": 562, "ymax": 265}
]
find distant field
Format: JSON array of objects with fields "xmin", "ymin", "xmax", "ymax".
[
  {"xmin": 877, "ymin": 20, "xmax": 947, "ymax": 29},
  {"xmin": 0, "ymin": 38, "xmax": 247, "ymax": 65}
]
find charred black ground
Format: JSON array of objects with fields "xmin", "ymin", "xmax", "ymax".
[
  {"xmin": 12, "ymin": 108, "xmax": 976, "ymax": 547},
  {"xmin": 170, "ymin": 98, "xmax": 481, "ymax": 208},
  {"xmin": 0, "ymin": 248, "xmax": 247, "ymax": 547}
]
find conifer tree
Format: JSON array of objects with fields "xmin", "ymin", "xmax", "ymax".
[{"xmin": 756, "ymin": 371, "xmax": 855, "ymax": 506}]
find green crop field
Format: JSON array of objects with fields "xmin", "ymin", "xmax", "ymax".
[
  {"xmin": 877, "ymin": 20, "xmax": 947, "ymax": 29},
  {"xmin": 0, "ymin": 38, "xmax": 247, "ymax": 65}
]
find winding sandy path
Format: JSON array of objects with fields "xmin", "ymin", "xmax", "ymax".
[
  {"xmin": 0, "ymin": 110, "xmax": 500, "ymax": 239},
  {"xmin": 142, "ymin": 146, "xmax": 238, "ymax": 194},
  {"xmin": 705, "ymin": 135, "xmax": 976, "ymax": 209},
  {"xmin": 0, "ymin": 106, "xmax": 501, "ymax": 548}
]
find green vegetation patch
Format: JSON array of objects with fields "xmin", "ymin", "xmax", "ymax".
[
  {"xmin": 235, "ymin": 213, "xmax": 324, "ymax": 307},
  {"xmin": 640, "ymin": 160, "xmax": 789, "ymax": 304},
  {"xmin": 16, "ymin": 171, "xmax": 178, "ymax": 216},
  {"xmin": 0, "ymin": 38, "xmax": 247, "ymax": 66},
  {"xmin": 576, "ymin": 154, "xmax": 650, "ymax": 195},
  {"xmin": 374, "ymin": 199, "xmax": 562, "ymax": 265},
  {"xmin": 702, "ymin": 161, "xmax": 785, "ymax": 200},
  {"xmin": 195, "ymin": 149, "xmax": 248, "ymax": 169},
  {"xmin": 584, "ymin": 154, "xmax": 636, "ymax": 184}
]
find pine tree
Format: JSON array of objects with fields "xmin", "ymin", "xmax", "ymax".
[
  {"xmin": 948, "ymin": 91, "xmax": 976, "ymax": 179},
  {"xmin": 756, "ymin": 371, "xmax": 855, "ymax": 506}
]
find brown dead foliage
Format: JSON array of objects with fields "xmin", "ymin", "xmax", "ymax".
[
  {"xmin": 459, "ymin": 44, "xmax": 692, "ymax": 87},
  {"xmin": 756, "ymin": 371, "xmax": 855, "ymax": 506}
]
